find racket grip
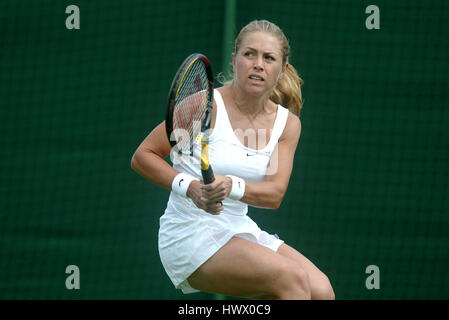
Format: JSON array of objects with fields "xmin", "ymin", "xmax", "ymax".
[{"xmin": 201, "ymin": 166, "xmax": 215, "ymax": 185}]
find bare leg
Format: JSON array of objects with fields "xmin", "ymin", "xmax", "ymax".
[
  {"xmin": 277, "ymin": 243, "xmax": 335, "ymax": 300},
  {"xmin": 187, "ymin": 237, "xmax": 311, "ymax": 300}
]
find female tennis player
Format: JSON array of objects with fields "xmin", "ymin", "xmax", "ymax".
[{"xmin": 131, "ymin": 20, "xmax": 335, "ymax": 300}]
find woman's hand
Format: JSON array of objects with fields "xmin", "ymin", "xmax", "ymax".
[
  {"xmin": 186, "ymin": 175, "xmax": 232, "ymax": 215},
  {"xmin": 201, "ymin": 174, "xmax": 232, "ymax": 202}
]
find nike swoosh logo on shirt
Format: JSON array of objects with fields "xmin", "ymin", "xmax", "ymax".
[{"xmin": 247, "ymin": 151, "xmax": 270, "ymax": 156}]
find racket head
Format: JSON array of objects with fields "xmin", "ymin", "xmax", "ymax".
[{"xmin": 165, "ymin": 53, "xmax": 214, "ymax": 151}]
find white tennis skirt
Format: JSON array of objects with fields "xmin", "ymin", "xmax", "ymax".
[{"xmin": 158, "ymin": 194, "xmax": 284, "ymax": 294}]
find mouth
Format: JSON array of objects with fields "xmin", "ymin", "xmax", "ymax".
[{"xmin": 248, "ymin": 75, "xmax": 264, "ymax": 82}]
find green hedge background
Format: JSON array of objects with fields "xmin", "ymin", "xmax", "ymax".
[{"xmin": 0, "ymin": 0, "xmax": 448, "ymax": 299}]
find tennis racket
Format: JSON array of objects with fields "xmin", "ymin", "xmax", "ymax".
[{"xmin": 165, "ymin": 53, "xmax": 215, "ymax": 184}]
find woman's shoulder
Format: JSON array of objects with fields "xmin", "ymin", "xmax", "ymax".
[
  {"xmin": 279, "ymin": 108, "xmax": 301, "ymax": 143},
  {"xmin": 286, "ymin": 109, "xmax": 301, "ymax": 127},
  {"xmin": 215, "ymin": 85, "xmax": 231, "ymax": 98}
]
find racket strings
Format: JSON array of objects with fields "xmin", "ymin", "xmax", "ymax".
[{"xmin": 173, "ymin": 60, "xmax": 209, "ymax": 150}]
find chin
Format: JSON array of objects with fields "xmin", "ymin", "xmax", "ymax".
[
  {"xmin": 247, "ymin": 88, "xmax": 270, "ymax": 97},
  {"xmin": 245, "ymin": 85, "xmax": 270, "ymax": 97}
]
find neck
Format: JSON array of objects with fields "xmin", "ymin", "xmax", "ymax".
[{"xmin": 230, "ymin": 83, "xmax": 269, "ymax": 117}]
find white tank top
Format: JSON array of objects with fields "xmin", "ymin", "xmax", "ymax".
[{"xmin": 168, "ymin": 89, "xmax": 289, "ymax": 216}]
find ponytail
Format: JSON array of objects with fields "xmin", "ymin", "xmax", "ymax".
[{"xmin": 270, "ymin": 63, "xmax": 303, "ymax": 117}]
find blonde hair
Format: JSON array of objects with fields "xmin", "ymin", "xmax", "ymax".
[{"xmin": 223, "ymin": 20, "xmax": 304, "ymax": 116}]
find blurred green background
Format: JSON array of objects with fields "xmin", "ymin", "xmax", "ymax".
[{"xmin": 0, "ymin": 0, "xmax": 448, "ymax": 299}]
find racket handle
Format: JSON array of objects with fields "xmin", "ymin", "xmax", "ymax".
[{"xmin": 201, "ymin": 166, "xmax": 215, "ymax": 185}]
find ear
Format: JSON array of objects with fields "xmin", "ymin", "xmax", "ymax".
[
  {"xmin": 232, "ymin": 52, "xmax": 236, "ymax": 72},
  {"xmin": 278, "ymin": 62, "xmax": 288, "ymax": 81}
]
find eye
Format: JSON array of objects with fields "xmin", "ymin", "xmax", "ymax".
[
  {"xmin": 265, "ymin": 55, "xmax": 275, "ymax": 62},
  {"xmin": 244, "ymin": 51, "xmax": 254, "ymax": 57}
]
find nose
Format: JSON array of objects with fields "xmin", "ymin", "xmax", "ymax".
[{"xmin": 254, "ymin": 55, "xmax": 264, "ymax": 71}]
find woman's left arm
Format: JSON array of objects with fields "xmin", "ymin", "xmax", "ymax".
[
  {"xmin": 241, "ymin": 113, "xmax": 301, "ymax": 209},
  {"xmin": 200, "ymin": 112, "xmax": 301, "ymax": 209}
]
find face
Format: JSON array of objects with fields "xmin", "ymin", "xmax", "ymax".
[{"xmin": 233, "ymin": 31, "xmax": 286, "ymax": 96}]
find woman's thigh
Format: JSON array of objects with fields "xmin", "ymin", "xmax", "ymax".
[{"xmin": 187, "ymin": 237, "xmax": 299, "ymax": 299}]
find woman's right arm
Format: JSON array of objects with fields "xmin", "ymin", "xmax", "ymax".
[
  {"xmin": 130, "ymin": 121, "xmax": 178, "ymax": 190},
  {"xmin": 130, "ymin": 121, "xmax": 223, "ymax": 214}
]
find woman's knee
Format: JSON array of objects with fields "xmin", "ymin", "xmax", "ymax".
[
  {"xmin": 273, "ymin": 262, "xmax": 312, "ymax": 299},
  {"xmin": 311, "ymin": 275, "xmax": 335, "ymax": 300}
]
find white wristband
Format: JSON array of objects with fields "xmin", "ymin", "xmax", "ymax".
[
  {"xmin": 226, "ymin": 175, "xmax": 246, "ymax": 200},
  {"xmin": 172, "ymin": 173, "xmax": 196, "ymax": 197}
]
